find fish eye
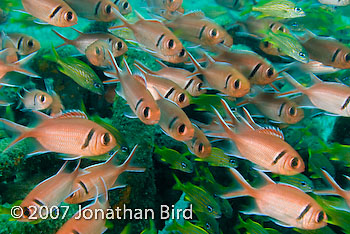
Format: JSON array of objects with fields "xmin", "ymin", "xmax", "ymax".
[
  {"xmin": 207, "ymin": 205, "xmax": 213, "ymax": 212},
  {"xmin": 299, "ymin": 52, "xmax": 305, "ymax": 58},
  {"xmin": 178, "ymin": 124, "xmax": 186, "ymax": 135},
  {"xmin": 65, "ymin": 11, "xmax": 74, "ymax": 22},
  {"xmin": 23, "ymin": 207, "xmax": 31, "ymax": 217},
  {"xmin": 121, "ymin": 146, "xmax": 128, "ymax": 152},
  {"xmin": 168, "ymin": 0, "xmax": 174, "ymax": 3},
  {"xmin": 292, "ymin": 22, "xmax": 298, "ymax": 27},
  {"xmin": 102, "ymin": 133, "xmax": 111, "ymax": 145},
  {"xmin": 316, "ymin": 211, "xmax": 324, "ymax": 223},
  {"xmin": 117, "ymin": 41, "xmax": 123, "ymax": 50},
  {"xmin": 278, "ymin": 26, "xmax": 284, "ymax": 32},
  {"xmin": 167, "ymin": 39, "xmax": 175, "ymax": 49},
  {"xmin": 95, "ymin": 47, "xmax": 101, "ymax": 55},
  {"xmin": 143, "ymin": 107, "xmax": 150, "ymax": 119},
  {"xmin": 197, "ymin": 83, "xmax": 203, "ymax": 91},
  {"xmin": 210, "ymin": 28, "xmax": 218, "ymax": 37},
  {"xmin": 94, "ymin": 82, "xmax": 102, "ymax": 88},
  {"xmin": 230, "ymin": 159, "xmax": 236, "ymax": 164},
  {"xmin": 122, "ymin": 2, "xmax": 129, "ymax": 9},
  {"xmin": 294, "ymin": 7, "xmax": 302, "ymax": 12},
  {"xmin": 291, "ymin": 157, "xmax": 299, "ymax": 168},
  {"xmin": 178, "ymin": 93, "xmax": 185, "ymax": 103},
  {"xmin": 181, "ymin": 162, "xmax": 187, "ymax": 168},
  {"xmin": 39, "ymin": 95, "xmax": 46, "ymax": 103},
  {"xmin": 345, "ymin": 53, "xmax": 350, "ymax": 62},
  {"xmin": 263, "ymin": 41, "xmax": 269, "ymax": 48},
  {"xmin": 198, "ymin": 143, "xmax": 204, "ymax": 153},
  {"xmin": 179, "ymin": 49, "xmax": 186, "ymax": 57},
  {"xmin": 70, "ymin": 192, "xmax": 76, "ymax": 198},
  {"xmin": 27, "ymin": 40, "xmax": 34, "ymax": 47},
  {"xmin": 105, "ymin": 4, "xmax": 112, "ymax": 14},
  {"xmin": 301, "ymin": 181, "xmax": 306, "ymax": 186},
  {"xmin": 233, "ymin": 79, "xmax": 241, "ymax": 89},
  {"xmin": 206, "ymin": 223, "xmax": 211, "ymax": 229},
  {"xmin": 289, "ymin": 106, "xmax": 296, "ymax": 116},
  {"xmin": 269, "ymin": 23, "xmax": 275, "ymax": 29},
  {"xmin": 267, "ymin": 68, "xmax": 274, "ymax": 77}
]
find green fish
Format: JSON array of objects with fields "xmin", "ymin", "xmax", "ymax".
[
  {"xmin": 154, "ymin": 146, "xmax": 193, "ymax": 173},
  {"xmin": 190, "ymin": 94, "xmax": 236, "ymax": 115},
  {"xmin": 141, "ymin": 220, "xmax": 157, "ymax": 234},
  {"xmin": 173, "ymin": 174, "xmax": 222, "ymax": 218},
  {"xmin": 262, "ymin": 30, "xmax": 309, "ymax": 63},
  {"xmin": 308, "ymin": 149, "xmax": 335, "ymax": 179},
  {"xmin": 195, "ymin": 147, "xmax": 237, "ymax": 168},
  {"xmin": 313, "ymin": 139, "xmax": 350, "ymax": 167},
  {"xmin": 278, "ymin": 174, "xmax": 314, "ymax": 192},
  {"xmin": 294, "ymin": 226, "xmax": 337, "ymax": 234},
  {"xmin": 248, "ymin": 0, "xmax": 305, "ymax": 19},
  {"xmin": 45, "ymin": 46, "xmax": 104, "ymax": 95},
  {"xmin": 235, "ymin": 214, "xmax": 282, "ymax": 234},
  {"xmin": 194, "ymin": 211, "xmax": 221, "ymax": 234},
  {"xmin": 166, "ymin": 220, "xmax": 209, "ymax": 234}
]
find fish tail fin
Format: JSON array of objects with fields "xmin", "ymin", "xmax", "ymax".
[
  {"xmin": 121, "ymin": 57, "xmax": 132, "ymax": 76},
  {"xmin": 120, "ymin": 145, "xmax": 146, "ymax": 172},
  {"xmin": 211, "ymin": 105, "xmax": 232, "ymax": 139},
  {"xmin": 172, "ymin": 174, "xmax": 184, "ymax": 191},
  {"xmin": 109, "ymin": 8, "xmax": 133, "ymax": 30},
  {"xmin": 58, "ymin": 159, "xmax": 81, "ymax": 175},
  {"xmin": 105, "ymin": 49, "xmax": 122, "ymax": 77},
  {"xmin": 51, "ymin": 29, "xmax": 71, "ymax": 48},
  {"xmin": 320, "ymin": 169, "xmax": 345, "ymax": 196},
  {"xmin": 221, "ymin": 168, "xmax": 255, "ymax": 199},
  {"xmin": 282, "ymin": 72, "xmax": 306, "ymax": 92},
  {"xmin": 187, "ymin": 51, "xmax": 203, "ymax": 75},
  {"xmin": 13, "ymin": 52, "xmax": 40, "ymax": 78},
  {"xmin": 0, "ymin": 118, "xmax": 30, "ymax": 152}
]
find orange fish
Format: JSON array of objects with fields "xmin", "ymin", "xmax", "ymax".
[
  {"xmin": 281, "ymin": 72, "xmax": 350, "ymax": 117},
  {"xmin": 0, "ymin": 110, "xmax": 117, "ymax": 157},
  {"xmin": 165, "ymin": 11, "xmax": 233, "ymax": 48},
  {"xmin": 64, "ymin": 0, "xmax": 119, "ymax": 22},
  {"xmin": 238, "ymin": 88, "xmax": 304, "ymax": 124},
  {"xmin": 221, "ymin": 168, "xmax": 327, "ymax": 230},
  {"xmin": 185, "ymin": 124, "xmax": 212, "ymax": 158},
  {"xmin": 259, "ymin": 39, "xmax": 284, "ymax": 57},
  {"xmin": 65, "ymin": 145, "xmax": 145, "ymax": 204},
  {"xmin": 133, "ymin": 59, "xmax": 205, "ymax": 97},
  {"xmin": 147, "ymin": 0, "xmax": 183, "ymax": 12},
  {"xmin": 299, "ymin": 30, "xmax": 350, "ymax": 69},
  {"xmin": 16, "ymin": 160, "xmax": 80, "ymax": 222},
  {"xmin": 240, "ymin": 16, "xmax": 290, "ymax": 38},
  {"xmin": 153, "ymin": 88, "xmax": 195, "ymax": 141},
  {"xmin": 188, "ymin": 51, "xmax": 250, "ymax": 98},
  {"xmin": 21, "ymin": 0, "xmax": 77, "ymax": 27},
  {"xmin": 57, "ymin": 177, "xmax": 109, "ymax": 234},
  {"xmin": 133, "ymin": 60, "xmax": 191, "ymax": 108},
  {"xmin": 209, "ymin": 99, "xmax": 304, "ymax": 175},
  {"xmin": 109, "ymin": 11, "xmax": 187, "ymax": 63},
  {"xmin": 52, "ymin": 28, "xmax": 127, "ymax": 58},
  {"xmin": 212, "ymin": 46, "xmax": 279, "ymax": 85},
  {"xmin": 314, "ymin": 169, "xmax": 350, "ymax": 208},
  {"xmin": 85, "ymin": 40, "xmax": 111, "ymax": 67},
  {"xmin": 103, "ymin": 50, "xmax": 161, "ymax": 125},
  {"xmin": 112, "ymin": 0, "xmax": 132, "ymax": 15},
  {"xmin": 6, "ymin": 33, "xmax": 41, "ymax": 56},
  {"xmin": 0, "ymin": 50, "xmax": 39, "ymax": 81}
]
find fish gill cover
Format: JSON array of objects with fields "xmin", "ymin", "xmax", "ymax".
[{"xmin": 0, "ymin": 0, "xmax": 350, "ymax": 233}]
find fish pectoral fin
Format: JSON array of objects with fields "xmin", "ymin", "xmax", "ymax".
[
  {"xmin": 33, "ymin": 19, "xmax": 49, "ymax": 25},
  {"xmin": 270, "ymin": 219, "xmax": 294, "ymax": 228},
  {"xmin": 240, "ymin": 206, "xmax": 264, "ymax": 216},
  {"xmin": 110, "ymin": 181, "xmax": 127, "ymax": 191},
  {"xmin": 123, "ymin": 105, "xmax": 137, "ymax": 119}
]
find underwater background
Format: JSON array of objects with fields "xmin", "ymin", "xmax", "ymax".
[{"xmin": 1, "ymin": 0, "xmax": 350, "ymax": 233}]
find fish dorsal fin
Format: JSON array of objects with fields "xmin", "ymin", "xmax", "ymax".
[
  {"xmin": 184, "ymin": 10, "xmax": 205, "ymax": 19},
  {"xmin": 71, "ymin": 27, "xmax": 83, "ymax": 35},
  {"xmin": 309, "ymin": 72, "xmax": 323, "ymax": 84},
  {"xmin": 155, "ymin": 59, "xmax": 168, "ymax": 68},
  {"xmin": 240, "ymin": 107, "xmax": 259, "ymax": 130},
  {"xmin": 133, "ymin": 60, "xmax": 154, "ymax": 75},
  {"xmin": 256, "ymin": 126, "xmax": 284, "ymax": 140},
  {"xmin": 106, "ymin": 49, "xmax": 122, "ymax": 76},
  {"xmin": 187, "ymin": 51, "xmax": 203, "ymax": 74},
  {"xmin": 56, "ymin": 110, "xmax": 88, "ymax": 119},
  {"xmin": 31, "ymin": 110, "xmax": 51, "ymax": 121},
  {"xmin": 134, "ymin": 10, "xmax": 145, "ymax": 20},
  {"xmin": 122, "ymin": 57, "xmax": 132, "ymax": 76},
  {"xmin": 201, "ymin": 50, "xmax": 215, "ymax": 65},
  {"xmin": 152, "ymin": 86, "xmax": 163, "ymax": 100},
  {"xmin": 57, "ymin": 159, "xmax": 81, "ymax": 175},
  {"xmin": 133, "ymin": 74, "xmax": 147, "ymax": 87},
  {"xmin": 257, "ymin": 171, "xmax": 275, "ymax": 185}
]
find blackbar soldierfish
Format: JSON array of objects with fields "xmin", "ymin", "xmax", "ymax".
[
  {"xmin": 221, "ymin": 168, "xmax": 327, "ymax": 230},
  {"xmin": 0, "ymin": 110, "xmax": 117, "ymax": 157},
  {"xmin": 210, "ymin": 99, "xmax": 305, "ymax": 175},
  {"xmin": 65, "ymin": 145, "xmax": 145, "ymax": 204},
  {"xmin": 16, "ymin": 160, "xmax": 80, "ymax": 221},
  {"xmin": 112, "ymin": 0, "xmax": 132, "ymax": 15},
  {"xmin": 21, "ymin": 0, "xmax": 77, "ymax": 27},
  {"xmin": 184, "ymin": 124, "xmax": 212, "ymax": 158},
  {"xmin": 103, "ymin": 50, "xmax": 161, "ymax": 125},
  {"xmin": 53, "ymin": 28, "xmax": 128, "ymax": 58},
  {"xmin": 6, "ymin": 33, "xmax": 40, "ymax": 56},
  {"xmin": 165, "ymin": 11, "xmax": 233, "ymax": 48},
  {"xmin": 109, "ymin": 11, "xmax": 187, "ymax": 63}
]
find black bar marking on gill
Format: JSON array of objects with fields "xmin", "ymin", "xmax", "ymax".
[
  {"xmin": 225, "ymin": 74, "xmax": 232, "ymax": 89},
  {"xmin": 17, "ymin": 37, "xmax": 24, "ymax": 50},
  {"xmin": 199, "ymin": 25, "xmax": 206, "ymax": 40},
  {"xmin": 72, "ymin": 230, "xmax": 80, "ymax": 234},
  {"xmin": 95, "ymin": 1, "xmax": 102, "ymax": 16},
  {"xmin": 135, "ymin": 98, "xmax": 144, "ymax": 111},
  {"xmin": 164, "ymin": 88, "xmax": 175, "ymax": 98},
  {"xmin": 184, "ymin": 79, "xmax": 194, "ymax": 90},
  {"xmin": 156, "ymin": 34, "xmax": 165, "ymax": 47},
  {"xmin": 249, "ymin": 63, "xmax": 262, "ymax": 78},
  {"xmin": 79, "ymin": 181, "xmax": 89, "ymax": 194},
  {"xmin": 278, "ymin": 102, "xmax": 286, "ymax": 117},
  {"xmin": 81, "ymin": 128, "xmax": 95, "ymax": 149},
  {"xmin": 272, "ymin": 150, "xmax": 286, "ymax": 165},
  {"xmin": 50, "ymin": 6, "xmax": 62, "ymax": 18},
  {"xmin": 297, "ymin": 204, "xmax": 311, "ymax": 220},
  {"xmin": 33, "ymin": 199, "xmax": 44, "ymax": 207},
  {"xmin": 168, "ymin": 116, "xmax": 179, "ymax": 129},
  {"xmin": 331, "ymin": 48, "xmax": 341, "ymax": 62},
  {"xmin": 341, "ymin": 96, "xmax": 350, "ymax": 110}
]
